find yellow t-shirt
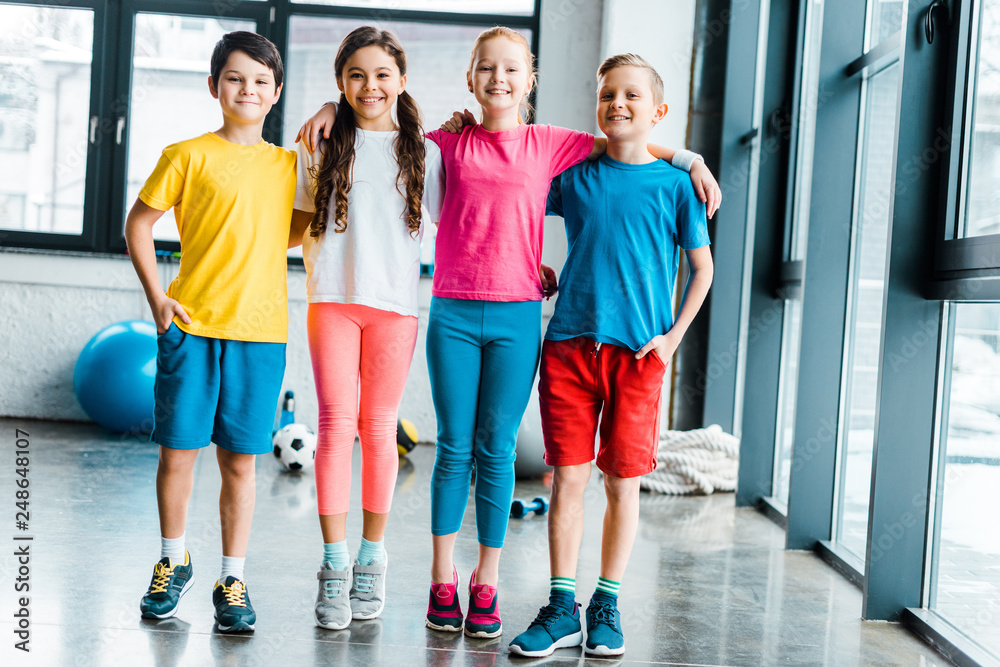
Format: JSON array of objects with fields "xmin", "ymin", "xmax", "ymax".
[{"xmin": 139, "ymin": 132, "xmax": 296, "ymax": 343}]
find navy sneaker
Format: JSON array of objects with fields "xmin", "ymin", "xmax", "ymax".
[
  {"xmin": 140, "ymin": 551, "xmax": 194, "ymax": 619},
  {"xmin": 508, "ymin": 601, "xmax": 583, "ymax": 657},
  {"xmin": 585, "ymin": 594, "xmax": 624, "ymax": 656},
  {"xmin": 213, "ymin": 576, "xmax": 256, "ymax": 633}
]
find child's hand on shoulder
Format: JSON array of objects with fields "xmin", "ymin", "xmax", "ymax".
[
  {"xmin": 151, "ymin": 294, "xmax": 191, "ymax": 334},
  {"xmin": 690, "ymin": 160, "xmax": 722, "ymax": 220},
  {"xmin": 295, "ymin": 102, "xmax": 338, "ymax": 153},
  {"xmin": 440, "ymin": 109, "xmax": 477, "ymax": 134},
  {"xmin": 635, "ymin": 331, "xmax": 682, "ymax": 366}
]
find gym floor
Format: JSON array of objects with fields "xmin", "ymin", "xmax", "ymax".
[{"xmin": 0, "ymin": 418, "xmax": 947, "ymax": 666}]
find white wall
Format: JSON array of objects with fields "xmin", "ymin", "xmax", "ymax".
[
  {"xmin": 601, "ymin": 0, "xmax": 696, "ymax": 152},
  {"xmin": 0, "ymin": 0, "xmax": 695, "ymax": 441}
]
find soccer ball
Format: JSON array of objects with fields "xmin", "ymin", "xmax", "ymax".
[{"xmin": 272, "ymin": 423, "xmax": 317, "ymax": 472}]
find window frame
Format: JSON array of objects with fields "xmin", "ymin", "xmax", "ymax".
[
  {"xmin": 0, "ymin": 0, "xmax": 542, "ymax": 256},
  {"xmin": 929, "ymin": 0, "xmax": 1000, "ymax": 300},
  {"xmin": 0, "ymin": 0, "xmax": 113, "ymax": 252}
]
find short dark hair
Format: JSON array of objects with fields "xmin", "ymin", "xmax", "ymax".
[{"xmin": 210, "ymin": 31, "xmax": 283, "ymax": 89}]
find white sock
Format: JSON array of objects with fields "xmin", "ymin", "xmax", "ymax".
[
  {"xmin": 161, "ymin": 534, "xmax": 185, "ymax": 564},
  {"xmin": 220, "ymin": 556, "xmax": 245, "ymax": 582}
]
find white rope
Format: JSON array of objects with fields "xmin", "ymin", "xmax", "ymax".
[{"xmin": 640, "ymin": 424, "xmax": 740, "ymax": 495}]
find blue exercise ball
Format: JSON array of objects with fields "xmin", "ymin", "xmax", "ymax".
[{"xmin": 73, "ymin": 320, "xmax": 158, "ymax": 434}]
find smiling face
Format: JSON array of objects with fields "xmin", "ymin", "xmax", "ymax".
[
  {"xmin": 208, "ymin": 50, "xmax": 281, "ymax": 128},
  {"xmin": 596, "ymin": 65, "xmax": 668, "ymax": 142},
  {"xmin": 467, "ymin": 37, "xmax": 533, "ymax": 127},
  {"xmin": 337, "ymin": 45, "xmax": 405, "ymax": 132}
]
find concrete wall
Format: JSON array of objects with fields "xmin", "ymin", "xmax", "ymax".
[{"xmin": 0, "ymin": 0, "xmax": 697, "ymax": 442}]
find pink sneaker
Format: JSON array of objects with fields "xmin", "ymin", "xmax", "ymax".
[
  {"xmin": 425, "ymin": 568, "xmax": 463, "ymax": 632},
  {"xmin": 465, "ymin": 568, "xmax": 502, "ymax": 638}
]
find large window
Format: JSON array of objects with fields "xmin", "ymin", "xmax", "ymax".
[
  {"xmin": 0, "ymin": 4, "xmax": 94, "ymax": 236},
  {"xmin": 290, "ymin": 0, "xmax": 534, "ymax": 14},
  {"xmin": 919, "ymin": 2, "xmax": 1000, "ymax": 658},
  {"xmin": 731, "ymin": 0, "xmax": 996, "ymax": 658},
  {"xmin": 929, "ymin": 303, "xmax": 1000, "ymax": 658},
  {"xmin": 0, "ymin": 0, "xmax": 540, "ymax": 255},
  {"xmin": 958, "ymin": 1, "xmax": 1000, "ymax": 239},
  {"xmin": 771, "ymin": 0, "xmax": 824, "ymax": 511},
  {"xmin": 833, "ymin": 0, "xmax": 902, "ymax": 561}
]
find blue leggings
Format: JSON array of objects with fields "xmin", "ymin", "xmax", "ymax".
[{"xmin": 427, "ymin": 297, "xmax": 542, "ymax": 548}]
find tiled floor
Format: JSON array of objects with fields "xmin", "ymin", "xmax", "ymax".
[{"xmin": 0, "ymin": 419, "xmax": 950, "ymax": 666}]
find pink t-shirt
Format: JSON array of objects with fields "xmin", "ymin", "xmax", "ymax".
[{"xmin": 427, "ymin": 124, "xmax": 595, "ymax": 301}]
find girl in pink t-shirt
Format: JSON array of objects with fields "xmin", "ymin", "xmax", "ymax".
[{"xmin": 299, "ymin": 26, "xmax": 720, "ymax": 639}]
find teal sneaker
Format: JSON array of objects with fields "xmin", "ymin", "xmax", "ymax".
[
  {"xmin": 213, "ymin": 576, "xmax": 256, "ymax": 633},
  {"xmin": 140, "ymin": 551, "xmax": 194, "ymax": 619},
  {"xmin": 585, "ymin": 593, "xmax": 624, "ymax": 656},
  {"xmin": 508, "ymin": 601, "xmax": 583, "ymax": 657}
]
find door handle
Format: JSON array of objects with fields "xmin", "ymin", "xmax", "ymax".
[{"xmin": 739, "ymin": 127, "xmax": 760, "ymax": 146}]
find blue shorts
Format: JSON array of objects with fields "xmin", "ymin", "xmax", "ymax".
[{"xmin": 151, "ymin": 324, "xmax": 286, "ymax": 455}]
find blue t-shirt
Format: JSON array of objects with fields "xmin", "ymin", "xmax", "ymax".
[{"xmin": 545, "ymin": 154, "xmax": 710, "ymax": 351}]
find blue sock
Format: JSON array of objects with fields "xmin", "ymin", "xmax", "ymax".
[
  {"xmin": 549, "ymin": 588, "xmax": 576, "ymax": 613},
  {"xmin": 592, "ymin": 589, "xmax": 618, "ymax": 605},
  {"xmin": 323, "ymin": 541, "xmax": 350, "ymax": 571},
  {"xmin": 357, "ymin": 537, "xmax": 385, "ymax": 565}
]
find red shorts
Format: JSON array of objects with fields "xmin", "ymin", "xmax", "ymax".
[{"xmin": 539, "ymin": 337, "xmax": 668, "ymax": 478}]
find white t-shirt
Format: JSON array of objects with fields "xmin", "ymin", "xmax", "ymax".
[{"xmin": 295, "ymin": 130, "xmax": 444, "ymax": 317}]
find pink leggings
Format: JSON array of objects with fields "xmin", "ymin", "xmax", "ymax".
[{"xmin": 308, "ymin": 302, "xmax": 418, "ymax": 515}]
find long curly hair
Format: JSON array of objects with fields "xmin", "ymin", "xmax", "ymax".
[{"xmin": 310, "ymin": 26, "xmax": 425, "ymax": 238}]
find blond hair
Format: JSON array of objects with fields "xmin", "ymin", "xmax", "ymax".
[
  {"xmin": 468, "ymin": 26, "xmax": 536, "ymax": 123},
  {"xmin": 597, "ymin": 53, "xmax": 664, "ymax": 106}
]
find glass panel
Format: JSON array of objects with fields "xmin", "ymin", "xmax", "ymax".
[
  {"xmin": 868, "ymin": 0, "xmax": 903, "ymax": 47},
  {"xmin": 0, "ymin": 5, "xmax": 93, "ymax": 235},
  {"xmin": 961, "ymin": 1, "xmax": 1000, "ymax": 238},
  {"xmin": 931, "ymin": 303, "xmax": 1000, "ymax": 658},
  {"xmin": 836, "ymin": 62, "xmax": 900, "ymax": 560},
  {"xmin": 773, "ymin": 297, "xmax": 802, "ymax": 508},
  {"xmin": 290, "ymin": 0, "xmax": 534, "ymax": 15},
  {"xmin": 124, "ymin": 14, "xmax": 257, "ymax": 242},
  {"xmin": 771, "ymin": 0, "xmax": 823, "ymax": 510}
]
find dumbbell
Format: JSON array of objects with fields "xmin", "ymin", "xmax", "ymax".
[{"xmin": 510, "ymin": 496, "xmax": 549, "ymax": 519}]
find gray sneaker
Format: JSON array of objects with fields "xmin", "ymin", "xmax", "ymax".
[
  {"xmin": 315, "ymin": 562, "xmax": 352, "ymax": 630},
  {"xmin": 350, "ymin": 553, "xmax": 387, "ymax": 620}
]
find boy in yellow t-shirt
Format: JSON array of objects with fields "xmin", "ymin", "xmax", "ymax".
[{"xmin": 124, "ymin": 31, "xmax": 296, "ymax": 633}]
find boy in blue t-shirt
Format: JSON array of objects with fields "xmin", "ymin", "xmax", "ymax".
[{"xmin": 509, "ymin": 54, "xmax": 715, "ymax": 658}]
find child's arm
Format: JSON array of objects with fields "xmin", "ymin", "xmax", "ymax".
[
  {"xmin": 124, "ymin": 199, "xmax": 192, "ymax": 334},
  {"xmin": 288, "ymin": 209, "xmax": 313, "ymax": 249},
  {"xmin": 295, "ymin": 102, "xmax": 338, "ymax": 153},
  {"xmin": 635, "ymin": 245, "xmax": 714, "ymax": 363},
  {"xmin": 648, "ymin": 146, "xmax": 721, "ymax": 219},
  {"xmin": 436, "ymin": 112, "xmax": 722, "ymax": 219}
]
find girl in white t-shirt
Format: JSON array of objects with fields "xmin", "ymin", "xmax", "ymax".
[{"xmin": 289, "ymin": 26, "xmax": 444, "ymax": 631}]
